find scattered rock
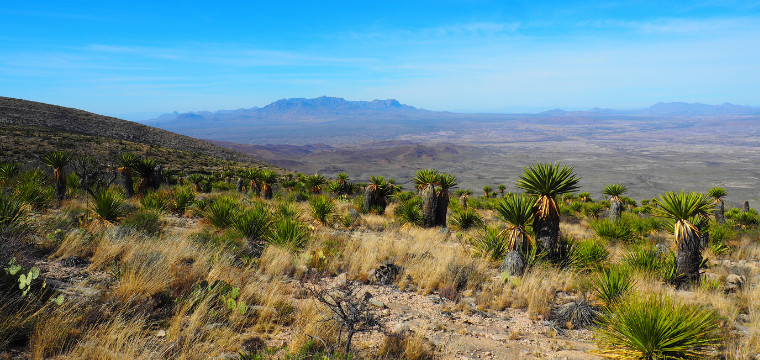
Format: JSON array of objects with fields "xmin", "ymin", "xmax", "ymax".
[
  {"xmin": 348, "ymin": 208, "xmax": 360, "ymax": 220},
  {"xmin": 654, "ymin": 244, "xmax": 669, "ymax": 255},
  {"xmin": 725, "ymin": 274, "xmax": 746, "ymax": 293},
  {"xmin": 60, "ymin": 256, "xmax": 89, "ymax": 267},
  {"xmin": 392, "ymin": 322, "xmax": 411, "ymax": 335},
  {"xmin": 155, "ymin": 329, "xmax": 166, "ymax": 337},
  {"xmin": 372, "ymin": 263, "xmax": 401, "ymax": 285},
  {"xmin": 335, "ymin": 273, "xmax": 347, "ymax": 285},
  {"xmin": 461, "ymin": 297, "xmax": 477, "ymax": 308},
  {"xmin": 370, "ymin": 299, "xmax": 386, "ymax": 308}
]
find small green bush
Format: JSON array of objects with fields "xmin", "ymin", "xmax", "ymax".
[
  {"xmin": 595, "ymin": 293, "xmax": 722, "ymax": 359},
  {"xmin": 141, "ymin": 191, "xmax": 171, "ymax": 212},
  {"xmin": 13, "ymin": 169, "xmax": 54, "ymax": 210},
  {"xmin": 233, "ymin": 204, "xmax": 272, "ymax": 241},
  {"xmin": 172, "ymin": 186, "xmax": 195, "ymax": 214},
  {"xmin": 123, "ymin": 211, "xmax": 162, "ymax": 236}
]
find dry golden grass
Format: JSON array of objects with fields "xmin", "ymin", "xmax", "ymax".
[
  {"xmin": 29, "ymin": 305, "xmax": 83, "ymax": 360},
  {"xmin": 65, "ymin": 315, "xmax": 156, "ymax": 359}
]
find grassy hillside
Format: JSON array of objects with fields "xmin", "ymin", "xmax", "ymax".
[{"xmin": 0, "ymin": 97, "xmax": 277, "ymax": 172}]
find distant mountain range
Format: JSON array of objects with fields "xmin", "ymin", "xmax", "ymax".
[{"xmin": 143, "ymin": 97, "xmax": 760, "ymax": 145}]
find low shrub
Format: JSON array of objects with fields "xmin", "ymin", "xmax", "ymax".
[
  {"xmin": 590, "ymin": 218, "xmax": 635, "ymax": 242},
  {"xmin": 91, "ymin": 187, "xmax": 125, "ymax": 222},
  {"xmin": 470, "ymin": 226, "xmax": 508, "ymax": 261},
  {"xmin": 205, "ymin": 197, "xmax": 240, "ymax": 228},
  {"xmin": 266, "ymin": 217, "xmax": 310, "ymax": 250},
  {"xmin": 569, "ymin": 239, "xmax": 609, "ymax": 271},
  {"xmin": 309, "ymin": 195, "xmax": 334, "ymax": 225},
  {"xmin": 123, "ymin": 211, "xmax": 162, "ymax": 236},
  {"xmin": 395, "ymin": 197, "xmax": 422, "ymax": 226},
  {"xmin": 590, "ymin": 267, "xmax": 633, "ymax": 309},
  {"xmin": 449, "ymin": 208, "xmax": 484, "ymax": 230}
]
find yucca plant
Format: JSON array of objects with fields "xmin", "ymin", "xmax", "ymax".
[
  {"xmin": 206, "ymin": 197, "xmax": 240, "ymax": 228},
  {"xmin": 732, "ymin": 211, "xmax": 758, "ymax": 229},
  {"xmin": 305, "ymin": 174, "xmax": 327, "ymax": 194},
  {"xmin": 117, "ymin": 153, "xmax": 138, "ymax": 197},
  {"xmin": 435, "ymin": 172, "xmax": 458, "ymax": 226},
  {"xmin": 0, "ymin": 193, "xmax": 28, "ymax": 235},
  {"xmin": 449, "ymin": 208, "xmax": 484, "ymax": 230},
  {"xmin": 653, "ymin": 191, "xmax": 713, "ymax": 283},
  {"xmin": 470, "ymin": 226, "xmax": 508, "ymax": 262},
  {"xmin": 706, "ymin": 187, "xmax": 727, "ymax": 223},
  {"xmin": 309, "ymin": 195, "xmax": 334, "ymax": 225},
  {"xmin": 266, "ymin": 217, "xmax": 310, "ymax": 250},
  {"xmin": 494, "ymin": 193, "xmax": 535, "ymax": 275},
  {"xmin": 517, "ymin": 162, "xmax": 580, "ymax": 261},
  {"xmin": 133, "ymin": 157, "xmax": 157, "ymax": 194},
  {"xmin": 590, "ymin": 267, "xmax": 632, "ymax": 309},
  {"xmin": 482, "ymin": 185, "xmax": 492, "ymax": 198},
  {"xmin": 91, "ymin": 187, "xmax": 125, "ymax": 222},
  {"xmin": 335, "ymin": 172, "xmax": 351, "ymax": 195},
  {"xmin": 497, "ymin": 184, "xmax": 506, "ymax": 197},
  {"xmin": 42, "ymin": 151, "xmax": 72, "ymax": 203},
  {"xmin": 594, "ymin": 292, "xmax": 722, "ymax": 359},
  {"xmin": 363, "ymin": 176, "xmax": 392, "ymax": 214},
  {"xmin": 256, "ymin": 170, "xmax": 276, "ymax": 199},
  {"xmin": 413, "ymin": 168, "xmax": 439, "ymax": 227},
  {"xmin": 603, "ymin": 184, "xmax": 627, "ymax": 222}
]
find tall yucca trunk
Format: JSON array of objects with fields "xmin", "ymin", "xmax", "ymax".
[
  {"xmin": 118, "ymin": 167, "xmax": 134, "ymax": 197},
  {"xmin": 500, "ymin": 230, "xmax": 529, "ymax": 276},
  {"xmin": 534, "ymin": 196, "xmax": 560, "ymax": 259},
  {"xmin": 236, "ymin": 178, "xmax": 243, "ymax": 192},
  {"xmin": 152, "ymin": 166, "xmax": 162, "ymax": 190},
  {"xmin": 363, "ymin": 186, "xmax": 374, "ymax": 213},
  {"xmin": 53, "ymin": 167, "xmax": 66, "ymax": 203},
  {"xmin": 714, "ymin": 200, "xmax": 725, "ymax": 223},
  {"xmin": 137, "ymin": 177, "xmax": 150, "ymax": 194},
  {"xmin": 608, "ymin": 198, "xmax": 623, "ymax": 222},
  {"xmin": 421, "ymin": 184, "xmax": 437, "ymax": 228},
  {"xmin": 262, "ymin": 184, "xmax": 273, "ymax": 199},
  {"xmin": 434, "ymin": 190, "xmax": 449, "ymax": 226},
  {"xmin": 675, "ymin": 220, "xmax": 702, "ymax": 284}
]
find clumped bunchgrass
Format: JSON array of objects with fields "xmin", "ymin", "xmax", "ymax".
[
  {"xmin": 140, "ymin": 190, "xmax": 171, "ymax": 212},
  {"xmin": 267, "ymin": 217, "xmax": 310, "ymax": 250},
  {"xmin": 590, "ymin": 218, "xmax": 635, "ymax": 242},
  {"xmin": 395, "ymin": 197, "xmax": 422, "ymax": 226},
  {"xmin": 171, "ymin": 185, "xmax": 195, "ymax": 214},
  {"xmin": 595, "ymin": 292, "xmax": 723, "ymax": 359},
  {"xmin": 0, "ymin": 193, "xmax": 29, "ymax": 234},
  {"xmin": 122, "ymin": 210, "xmax": 162, "ymax": 236}
]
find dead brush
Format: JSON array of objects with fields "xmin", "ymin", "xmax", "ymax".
[{"xmin": 378, "ymin": 332, "xmax": 435, "ymax": 360}]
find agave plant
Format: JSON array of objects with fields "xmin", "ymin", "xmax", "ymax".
[
  {"xmin": 91, "ymin": 187, "xmax": 125, "ymax": 223},
  {"xmin": 43, "ymin": 151, "xmax": 72, "ymax": 203},
  {"xmin": 517, "ymin": 163, "xmax": 580, "ymax": 261},
  {"xmin": 707, "ymin": 187, "xmax": 727, "ymax": 223},
  {"xmin": 266, "ymin": 217, "xmax": 310, "ymax": 250},
  {"xmin": 449, "ymin": 208, "xmax": 483, "ymax": 230},
  {"xmin": 494, "ymin": 193, "xmax": 535, "ymax": 275},
  {"xmin": 594, "ymin": 292, "xmax": 722, "ymax": 359},
  {"xmin": 602, "ymin": 184, "xmax": 627, "ymax": 222},
  {"xmin": 413, "ymin": 169, "xmax": 439, "ymax": 227},
  {"xmin": 653, "ymin": 191, "xmax": 713, "ymax": 283},
  {"xmin": 205, "ymin": 197, "xmax": 240, "ymax": 228}
]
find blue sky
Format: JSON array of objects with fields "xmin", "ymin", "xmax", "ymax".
[{"xmin": 1, "ymin": 1, "xmax": 759, "ymax": 119}]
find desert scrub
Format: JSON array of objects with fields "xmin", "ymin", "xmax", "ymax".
[
  {"xmin": 122, "ymin": 211, "xmax": 162, "ymax": 236},
  {"xmin": 594, "ymin": 292, "xmax": 723, "ymax": 359},
  {"xmin": 140, "ymin": 190, "xmax": 171, "ymax": 212}
]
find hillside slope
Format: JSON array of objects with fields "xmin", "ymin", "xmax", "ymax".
[{"xmin": 0, "ymin": 96, "xmax": 270, "ymax": 166}]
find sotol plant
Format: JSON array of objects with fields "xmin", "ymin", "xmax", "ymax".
[{"xmin": 91, "ymin": 187, "xmax": 125, "ymax": 222}]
